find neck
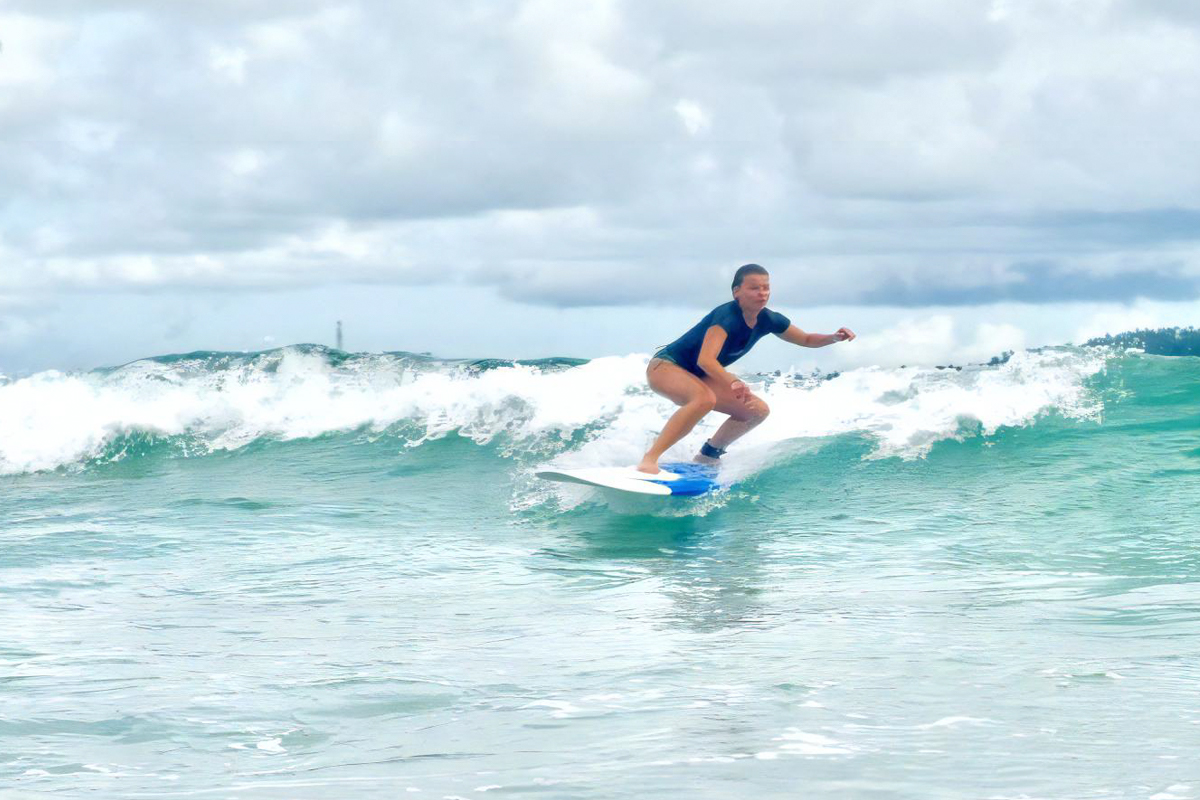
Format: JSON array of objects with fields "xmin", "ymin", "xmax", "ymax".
[{"xmin": 738, "ymin": 299, "xmax": 759, "ymax": 320}]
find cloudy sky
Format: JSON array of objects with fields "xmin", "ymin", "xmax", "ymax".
[{"xmin": 2, "ymin": 0, "xmax": 1199, "ymax": 374}]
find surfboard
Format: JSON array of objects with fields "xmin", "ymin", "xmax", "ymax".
[{"xmin": 535, "ymin": 462, "xmax": 721, "ymax": 497}]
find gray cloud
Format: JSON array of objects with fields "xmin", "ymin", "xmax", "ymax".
[
  {"xmin": 2, "ymin": 0, "xmax": 1200, "ymax": 314},
  {"xmin": 1041, "ymin": 209, "xmax": 1200, "ymax": 247},
  {"xmin": 1115, "ymin": 0, "xmax": 1200, "ymax": 25},
  {"xmin": 860, "ymin": 261, "xmax": 1200, "ymax": 306}
]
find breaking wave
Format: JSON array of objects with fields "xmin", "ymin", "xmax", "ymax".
[{"xmin": 0, "ymin": 343, "xmax": 1114, "ymax": 477}]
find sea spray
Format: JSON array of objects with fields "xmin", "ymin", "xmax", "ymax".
[{"xmin": 0, "ymin": 344, "xmax": 1108, "ymax": 476}]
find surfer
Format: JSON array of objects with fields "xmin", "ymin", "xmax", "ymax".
[{"xmin": 637, "ymin": 264, "xmax": 855, "ymax": 474}]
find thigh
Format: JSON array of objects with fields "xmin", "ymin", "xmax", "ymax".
[
  {"xmin": 701, "ymin": 372, "xmax": 766, "ymax": 419},
  {"xmin": 647, "ymin": 358, "xmax": 713, "ymax": 406}
]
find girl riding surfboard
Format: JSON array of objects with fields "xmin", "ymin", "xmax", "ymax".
[{"xmin": 637, "ymin": 264, "xmax": 856, "ymax": 474}]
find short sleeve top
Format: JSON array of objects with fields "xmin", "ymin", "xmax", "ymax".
[{"xmin": 657, "ymin": 301, "xmax": 791, "ymax": 377}]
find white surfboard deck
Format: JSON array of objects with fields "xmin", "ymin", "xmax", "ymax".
[{"xmin": 535, "ymin": 462, "xmax": 720, "ymax": 497}]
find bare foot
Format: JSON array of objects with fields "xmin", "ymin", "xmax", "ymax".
[
  {"xmin": 693, "ymin": 453, "xmax": 720, "ymax": 465},
  {"xmin": 636, "ymin": 459, "xmax": 660, "ymax": 474}
]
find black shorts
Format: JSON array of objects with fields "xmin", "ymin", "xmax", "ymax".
[{"xmin": 652, "ymin": 349, "xmax": 705, "ymax": 378}]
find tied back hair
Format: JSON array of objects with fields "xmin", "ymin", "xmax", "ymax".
[{"xmin": 731, "ymin": 263, "xmax": 768, "ymax": 291}]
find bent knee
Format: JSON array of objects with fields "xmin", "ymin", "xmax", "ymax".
[
  {"xmin": 692, "ymin": 390, "xmax": 716, "ymax": 414},
  {"xmin": 740, "ymin": 398, "xmax": 769, "ymax": 423}
]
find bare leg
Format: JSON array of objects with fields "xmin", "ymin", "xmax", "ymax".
[
  {"xmin": 637, "ymin": 360, "xmax": 716, "ymax": 473},
  {"xmin": 708, "ymin": 415, "xmax": 765, "ymax": 450},
  {"xmin": 694, "ymin": 373, "xmax": 770, "ymax": 462},
  {"xmin": 638, "ymin": 401, "xmax": 715, "ymax": 472}
]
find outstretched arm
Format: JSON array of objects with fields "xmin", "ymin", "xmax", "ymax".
[{"xmin": 778, "ymin": 325, "xmax": 856, "ymax": 348}]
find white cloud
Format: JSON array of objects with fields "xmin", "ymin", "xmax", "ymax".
[
  {"xmin": 0, "ymin": 13, "xmax": 68, "ymax": 90},
  {"xmin": 971, "ymin": 321, "xmax": 1027, "ymax": 357},
  {"xmin": 836, "ymin": 315, "xmax": 959, "ymax": 368},
  {"xmin": 674, "ymin": 99, "xmax": 711, "ymax": 136},
  {"xmin": 209, "ymin": 44, "xmax": 248, "ymax": 84},
  {"xmin": 1, "ymin": 0, "xmax": 1199, "ymax": 369},
  {"xmin": 376, "ymin": 111, "xmax": 430, "ymax": 159},
  {"xmin": 57, "ymin": 118, "xmax": 122, "ymax": 153},
  {"xmin": 221, "ymin": 148, "xmax": 267, "ymax": 178},
  {"xmin": 988, "ymin": 0, "xmax": 1014, "ymax": 23},
  {"xmin": 1072, "ymin": 303, "xmax": 1173, "ymax": 343}
]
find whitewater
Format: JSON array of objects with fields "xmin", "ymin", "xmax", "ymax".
[
  {"xmin": 0, "ymin": 345, "xmax": 1104, "ymax": 477},
  {"xmin": 3, "ymin": 344, "xmax": 1199, "ymax": 798}
]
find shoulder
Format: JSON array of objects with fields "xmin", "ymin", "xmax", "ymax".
[
  {"xmin": 763, "ymin": 307, "xmax": 791, "ymax": 333},
  {"xmin": 709, "ymin": 301, "xmax": 741, "ymax": 329}
]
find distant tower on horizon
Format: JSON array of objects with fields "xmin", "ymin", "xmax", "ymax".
[{"xmin": 336, "ymin": 320, "xmax": 343, "ymax": 351}]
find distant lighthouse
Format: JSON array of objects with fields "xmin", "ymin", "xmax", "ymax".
[{"xmin": 336, "ymin": 320, "xmax": 343, "ymax": 351}]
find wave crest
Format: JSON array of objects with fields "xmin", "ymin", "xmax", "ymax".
[{"xmin": 0, "ymin": 345, "xmax": 1108, "ymax": 475}]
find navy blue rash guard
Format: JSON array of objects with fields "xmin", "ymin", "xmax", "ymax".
[{"xmin": 655, "ymin": 301, "xmax": 791, "ymax": 378}]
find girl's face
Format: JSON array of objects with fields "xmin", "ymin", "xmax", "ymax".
[{"xmin": 734, "ymin": 274, "xmax": 770, "ymax": 310}]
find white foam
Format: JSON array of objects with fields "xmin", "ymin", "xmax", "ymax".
[
  {"xmin": 772, "ymin": 728, "xmax": 855, "ymax": 756},
  {"xmin": 540, "ymin": 347, "xmax": 1106, "ymax": 480},
  {"xmin": 0, "ymin": 346, "xmax": 1107, "ymax": 475},
  {"xmin": 519, "ymin": 699, "xmax": 582, "ymax": 718},
  {"xmin": 1150, "ymin": 786, "xmax": 1193, "ymax": 800},
  {"xmin": 915, "ymin": 716, "xmax": 993, "ymax": 730}
]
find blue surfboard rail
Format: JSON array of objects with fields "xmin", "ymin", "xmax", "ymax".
[{"xmin": 649, "ymin": 462, "xmax": 721, "ymax": 496}]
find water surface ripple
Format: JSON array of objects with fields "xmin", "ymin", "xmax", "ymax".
[{"xmin": 3, "ymin": 351, "xmax": 1200, "ymax": 798}]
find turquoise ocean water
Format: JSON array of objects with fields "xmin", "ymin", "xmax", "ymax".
[{"xmin": 2, "ymin": 345, "xmax": 1199, "ymax": 798}]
